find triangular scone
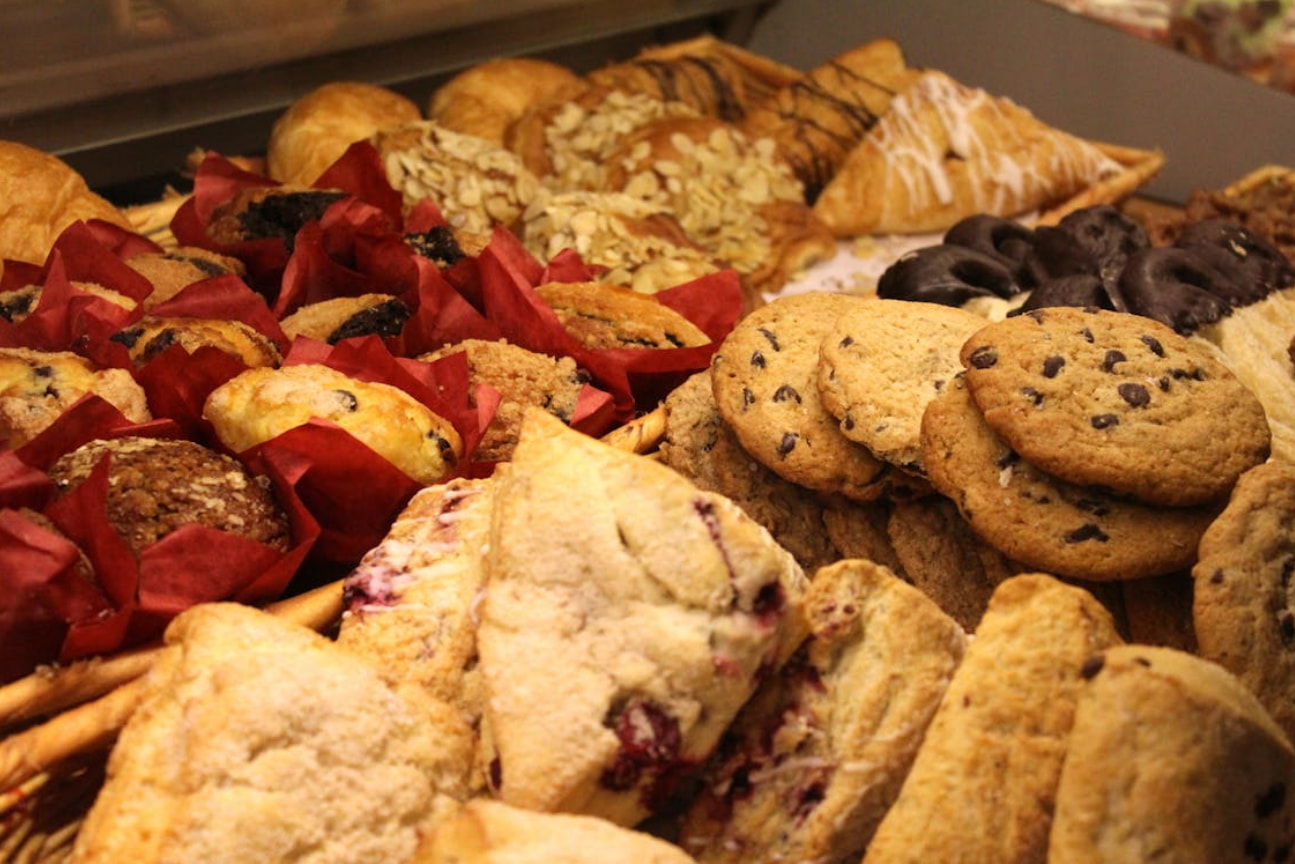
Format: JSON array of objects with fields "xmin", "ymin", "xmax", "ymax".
[
  {"xmin": 813, "ymin": 70, "xmax": 1125, "ymax": 236},
  {"xmin": 416, "ymin": 799, "xmax": 698, "ymax": 864},
  {"xmin": 338, "ymin": 476, "xmax": 494, "ymax": 734},
  {"xmin": 477, "ymin": 409, "xmax": 808, "ymax": 827},
  {"xmin": 679, "ymin": 559, "xmax": 967, "ymax": 864},
  {"xmin": 69, "ymin": 603, "xmax": 475, "ymax": 864}
]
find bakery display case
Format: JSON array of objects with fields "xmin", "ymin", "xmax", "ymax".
[{"xmin": 2, "ymin": 0, "xmax": 1295, "ymax": 861}]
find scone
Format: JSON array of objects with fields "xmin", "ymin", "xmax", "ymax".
[
  {"xmin": 111, "ymin": 316, "xmax": 282, "ymax": 368},
  {"xmin": 68, "ymin": 603, "xmax": 474, "ymax": 864},
  {"xmin": 203, "ymin": 363, "xmax": 462, "ymax": 485},
  {"xmin": 0, "ymin": 347, "xmax": 151, "ymax": 449},
  {"xmin": 862, "ymin": 573, "xmax": 1123, "ymax": 864},
  {"xmin": 1049, "ymin": 645, "xmax": 1295, "ymax": 863},
  {"xmin": 680, "ymin": 559, "xmax": 966, "ymax": 864},
  {"xmin": 267, "ymin": 81, "xmax": 423, "ymax": 187},
  {"xmin": 47, "ymin": 436, "xmax": 291, "ymax": 556},
  {"xmin": 338, "ymin": 477, "xmax": 494, "ymax": 733},
  {"xmin": 415, "ymin": 799, "xmax": 696, "ymax": 864},
  {"xmin": 477, "ymin": 409, "xmax": 808, "ymax": 827}
]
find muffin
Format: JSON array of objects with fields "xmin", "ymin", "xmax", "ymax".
[
  {"xmin": 534, "ymin": 281, "xmax": 711, "ymax": 350},
  {"xmin": 125, "ymin": 247, "xmax": 248, "ymax": 308},
  {"xmin": 418, "ymin": 339, "xmax": 586, "ymax": 463},
  {"xmin": 48, "ymin": 436, "xmax": 291, "ymax": 555},
  {"xmin": 203, "ymin": 363, "xmax": 462, "ymax": 485},
  {"xmin": 0, "ymin": 281, "xmax": 139, "ymax": 324},
  {"xmin": 278, "ymin": 294, "xmax": 411, "ymax": 344},
  {"xmin": 111, "ymin": 317, "xmax": 282, "ymax": 368},
  {"xmin": 0, "ymin": 347, "xmax": 151, "ymax": 449},
  {"xmin": 206, "ymin": 186, "xmax": 349, "ymax": 250}
]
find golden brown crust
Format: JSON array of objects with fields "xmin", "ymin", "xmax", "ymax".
[
  {"xmin": 0, "ymin": 140, "xmax": 132, "ymax": 266},
  {"xmin": 266, "ymin": 82, "xmax": 422, "ymax": 187},
  {"xmin": 430, "ymin": 58, "xmax": 586, "ymax": 146},
  {"xmin": 534, "ymin": 280, "xmax": 711, "ymax": 350}
]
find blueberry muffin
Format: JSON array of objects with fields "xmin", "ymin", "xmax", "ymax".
[
  {"xmin": 48, "ymin": 436, "xmax": 291, "ymax": 555},
  {"xmin": 203, "ymin": 363, "xmax": 462, "ymax": 485},
  {"xmin": 278, "ymin": 294, "xmax": 411, "ymax": 345},
  {"xmin": 111, "ymin": 317, "xmax": 282, "ymax": 368},
  {"xmin": 0, "ymin": 347, "xmax": 151, "ymax": 449},
  {"xmin": 0, "ymin": 281, "xmax": 138, "ymax": 324},
  {"xmin": 125, "ymin": 247, "xmax": 248, "ymax": 308}
]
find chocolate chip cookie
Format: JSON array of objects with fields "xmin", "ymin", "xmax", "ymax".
[
  {"xmin": 711, "ymin": 292, "xmax": 888, "ymax": 500},
  {"xmin": 817, "ymin": 298, "xmax": 984, "ymax": 473},
  {"xmin": 1193, "ymin": 460, "xmax": 1295, "ymax": 744},
  {"xmin": 920, "ymin": 375, "xmax": 1218, "ymax": 581},
  {"xmin": 960, "ymin": 306, "xmax": 1270, "ymax": 507}
]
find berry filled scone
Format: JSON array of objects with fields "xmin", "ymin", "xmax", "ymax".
[
  {"xmin": 203, "ymin": 363, "xmax": 461, "ymax": 485},
  {"xmin": 338, "ymin": 477, "xmax": 494, "ymax": 738},
  {"xmin": 68, "ymin": 603, "xmax": 474, "ymax": 864},
  {"xmin": 476, "ymin": 409, "xmax": 808, "ymax": 827},
  {"xmin": 680, "ymin": 558, "xmax": 966, "ymax": 864}
]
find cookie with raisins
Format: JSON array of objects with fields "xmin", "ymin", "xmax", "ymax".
[
  {"xmin": 920, "ymin": 375, "xmax": 1217, "ymax": 581},
  {"xmin": 960, "ymin": 306, "xmax": 1269, "ymax": 507},
  {"xmin": 710, "ymin": 292, "xmax": 888, "ymax": 500}
]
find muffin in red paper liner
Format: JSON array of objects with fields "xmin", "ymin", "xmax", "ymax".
[
  {"xmin": 0, "ymin": 222, "xmax": 153, "ymax": 353},
  {"xmin": 0, "ymin": 431, "xmax": 319, "ymax": 683},
  {"xmin": 477, "ymin": 226, "xmax": 742, "ymax": 419},
  {"xmin": 204, "ymin": 336, "xmax": 486, "ymax": 563}
]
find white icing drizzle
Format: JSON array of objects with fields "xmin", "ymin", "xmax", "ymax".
[{"xmin": 873, "ymin": 71, "xmax": 1122, "ymax": 224}]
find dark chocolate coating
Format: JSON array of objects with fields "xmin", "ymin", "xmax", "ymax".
[
  {"xmin": 1118, "ymin": 246, "xmax": 1234, "ymax": 334},
  {"xmin": 943, "ymin": 214, "xmax": 1036, "ymax": 274},
  {"xmin": 876, "ymin": 245, "xmax": 1023, "ymax": 306},
  {"xmin": 1024, "ymin": 205, "xmax": 1149, "ymax": 293},
  {"xmin": 1174, "ymin": 218, "xmax": 1295, "ymax": 306},
  {"xmin": 1015, "ymin": 274, "xmax": 1113, "ymax": 315}
]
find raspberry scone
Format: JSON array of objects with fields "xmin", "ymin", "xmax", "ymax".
[
  {"xmin": 338, "ymin": 477, "xmax": 495, "ymax": 733},
  {"xmin": 69, "ymin": 603, "xmax": 474, "ymax": 864},
  {"xmin": 477, "ymin": 409, "xmax": 808, "ymax": 827},
  {"xmin": 679, "ymin": 558, "xmax": 967, "ymax": 864}
]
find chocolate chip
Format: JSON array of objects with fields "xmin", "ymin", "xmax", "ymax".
[
  {"xmin": 1118, "ymin": 382, "xmax": 1150, "ymax": 407},
  {"xmin": 741, "ymin": 388, "xmax": 756, "ymax": 409},
  {"xmin": 758, "ymin": 327, "xmax": 780, "ymax": 351},
  {"xmin": 331, "ymin": 389, "xmax": 358, "ymax": 411},
  {"xmin": 1102, "ymin": 349, "xmax": 1126, "ymax": 372},
  {"xmin": 1043, "ymin": 355, "xmax": 1066, "ymax": 377},
  {"xmin": 1244, "ymin": 832, "xmax": 1268, "ymax": 862},
  {"xmin": 1081, "ymin": 327, "xmax": 1095, "ymax": 343},
  {"xmin": 1065, "ymin": 523, "xmax": 1110, "ymax": 543},
  {"xmin": 1279, "ymin": 610, "xmax": 1295, "ymax": 649},
  {"xmin": 772, "ymin": 384, "xmax": 801, "ymax": 404},
  {"xmin": 1091, "ymin": 414, "xmax": 1119, "ymax": 429},
  {"xmin": 1256, "ymin": 782, "xmax": 1287, "ymax": 820},
  {"xmin": 750, "ymin": 350, "xmax": 766, "ymax": 369},
  {"xmin": 1021, "ymin": 386, "xmax": 1043, "ymax": 406},
  {"xmin": 1074, "ymin": 498, "xmax": 1111, "ymax": 516},
  {"xmin": 1210, "ymin": 568, "xmax": 1226, "ymax": 585},
  {"xmin": 777, "ymin": 432, "xmax": 798, "ymax": 457},
  {"xmin": 33, "ymin": 365, "xmax": 54, "ymax": 378},
  {"xmin": 843, "ymin": 414, "xmax": 855, "ymax": 431},
  {"xmin": 1079, "ymin": 654, "xmax": 1105, "ymax": 679},
  {"xmin": 838, "ymin": 335, "xmax": 854, "ymax": 348},
  {"xmin": 1139, "ymin": 334, "xmax": 1166, "ymax": 356},
  {"xmin": 968, "ymin": 346, "xmax": 998, "ymax": 369},
  {"xmin": 1158, "ymin": 376, "xmax": 1171, "ymax": 392}
]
